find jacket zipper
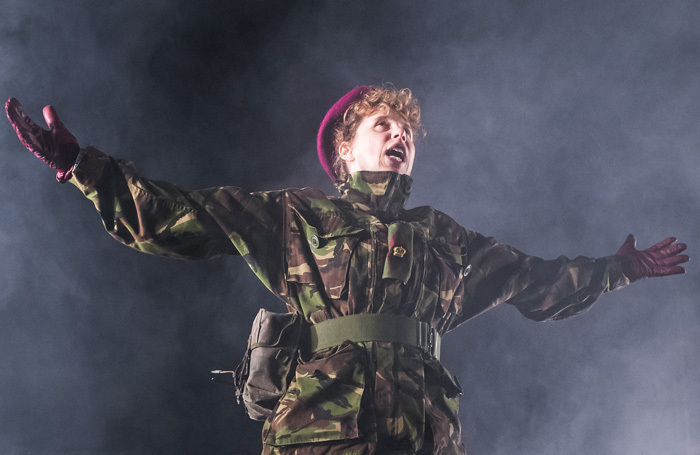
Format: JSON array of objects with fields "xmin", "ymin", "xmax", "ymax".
[{"xmin": 368, "ymin": 222, "xmax": 379, "ymax": 312}]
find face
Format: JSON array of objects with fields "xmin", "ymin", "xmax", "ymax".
[{"xmin": 339, "ymin": 108, "xmax": 416, "ymax": 176}]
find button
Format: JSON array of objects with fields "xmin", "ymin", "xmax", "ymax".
[
  {"xmin": 462, "ymin": 264, "xmax": 472, "ymax": 277},
  {"xmin": 392, "ymin": 245, "xmax": 407, "ymax": 258},
  {"xmin": 310, "ymin": 235, "xmax": 320, "ymax": 248}
]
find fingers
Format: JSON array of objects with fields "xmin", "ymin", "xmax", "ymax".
[
  {"xmin": 43, "ymin": 104, "xmax": 78, "ymax": 147},
  {"xmin": 5, "ymin": 97, "xmax": 22, "ymax": 118},
  {"xmin": 646, "ymin": 237, "xmax": 678, "ymax": 252},
  {"xmin": 645, "ymin": 238, "xmax": 689, "ymax": 277},
  {"xmin": 42, "ymin": 105, "xmax": 64, "ymax": 130},
  {"xmin": 5, "ymin": 97, "xmax": 47, "ymax": 153},
  {"xmin": 645, "ymin": 242, "xmax": 686, "ymax": 259},
  {"xmin": 654, "ymin": 252, "xmax": 690, "ymax": 267},
  {"xmin": 6, "ymin": 97, "xmax": 35, "ymax": 129},
  {"xmin": 646, "ymin": 240, "xmax": 687, "ymax": 266},
  {"xmin": 5, "ymin": 97, "xmax": 19, "ymax": 122},
  {"xmin": 659, "ymin": 242, "xmax": 687, "ymax": 256},
  {"xmin": 651, "ymin": 265, "xmax": 686, "ymax": 277},
  {"xmin": 660, "ymin": 254, "xmax": 690, "ymax": 267}
]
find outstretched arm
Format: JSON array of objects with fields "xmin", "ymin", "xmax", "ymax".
[
  {"xmin": 5, "ymin": 98, "xmax": 288, "ymax": 298},
  {"xmin": 457, "ymin": 232, "xmax": 689, "ymax": 324}
]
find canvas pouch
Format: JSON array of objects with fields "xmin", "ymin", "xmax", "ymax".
[{"xmin": 231, "ymin": 309, "xmax": 304, "ymax": 421}]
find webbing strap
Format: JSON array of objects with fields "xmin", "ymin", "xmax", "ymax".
[{"xmin": 309, "ymin": 313, "xmax": 441, "ymax": 361}]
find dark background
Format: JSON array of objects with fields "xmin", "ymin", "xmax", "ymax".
[{"xmin": 1, "ymin": 1, "xmax": 698, "ymax": 454}]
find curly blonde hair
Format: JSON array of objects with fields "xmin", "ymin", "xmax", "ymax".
[{"xmin": 332, "ymin": 86, "xmax": 423, "ymax": 182}]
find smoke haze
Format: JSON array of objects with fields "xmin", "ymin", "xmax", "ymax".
[{"xmin": 1, "ymin": 1, "xmax": 698, "ymax": 453}]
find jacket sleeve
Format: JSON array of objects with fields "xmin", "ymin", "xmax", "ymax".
[
  {"xmin": 462, "ymin": 231, "xmax": 631, "ymax": 322},
  {"xmin": 68, "ymin": 146, "xmax": 287, "ymax": 297}
]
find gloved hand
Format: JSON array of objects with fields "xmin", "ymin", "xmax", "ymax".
[
  {"xmin": 5, "ymin": 97, "xmax": 80, "ymax": 182},
  {"xmin": 615, "ymin": 234, "xmax": 689, "ymax": 282}
]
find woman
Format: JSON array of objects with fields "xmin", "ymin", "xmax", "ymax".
[{"xmin": 5, "ymin": 87, "xmax": 688, "ymax": 454}]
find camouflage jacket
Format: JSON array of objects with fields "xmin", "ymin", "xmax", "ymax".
[{"xmin": 70, "ymin": 147, "xmax": 630, "ymax": 455}]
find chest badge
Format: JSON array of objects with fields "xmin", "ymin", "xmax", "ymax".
[{"xmin": 392, "ymin": 245, "xmax": 407, "ymax": 258}]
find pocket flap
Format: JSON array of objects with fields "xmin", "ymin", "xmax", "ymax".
[
  {"xmin": 291, "ymin": 207, "xmax": 363, "ymax": 240},
  {"xmin": 382, "ymin": 221, "xmax": 414, "ymax": 284},
  {"xmin": 251, "ymin": 309, "xmax": 303, "ymax": 348}
]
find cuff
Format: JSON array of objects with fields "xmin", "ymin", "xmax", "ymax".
[
  {"xmin": 604, "ymin": 254, "xmax": 633, "ymax": 291},
  {"xmin": 68, "ymin": 146, "xmax": 111, "ymax": 190}
]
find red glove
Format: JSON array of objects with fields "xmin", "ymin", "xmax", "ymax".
[
  {"xmin": 615, "ymin": 234, "xmax": 689, "ymax": 282},
  {"xmin": 5, "ymin": 97, "xmax": 80, "ymax": 182}
]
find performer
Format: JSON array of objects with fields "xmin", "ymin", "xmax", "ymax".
[{"xmin": 5, "ymin": 87, "xmax": 688, "ymax": 455}]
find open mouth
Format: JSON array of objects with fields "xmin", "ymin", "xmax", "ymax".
[{"xmin": 385, "ymin": 148, "xmax": 406, "ymax": 163}]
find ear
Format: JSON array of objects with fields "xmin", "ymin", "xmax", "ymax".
[{"xmin": 338, "ymin": 142, "xmax": 354, "ymax": 162}]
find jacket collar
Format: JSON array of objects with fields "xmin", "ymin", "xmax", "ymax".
[{"xmin": 337, "ymin": 171, "xmax": 412, "ymax": 217}]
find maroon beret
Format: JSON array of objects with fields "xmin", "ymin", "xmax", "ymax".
[{"xmin": 317, "ymin": 86, "xmax": 372, "ymax": 182}]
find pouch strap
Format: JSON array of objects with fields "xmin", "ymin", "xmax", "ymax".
[{"xmin": 308, "ymin": 313, "xmax": 441, "ymax": 361}]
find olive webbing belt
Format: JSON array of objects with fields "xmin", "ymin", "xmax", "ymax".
[{"xmin": 308, "ymin": 313, "xmax": 442, "ymax": 361}]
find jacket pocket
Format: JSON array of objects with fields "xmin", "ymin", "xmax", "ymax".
[
  {"xmin": 262, "ymin": 342, "xmax": 367, "ymax": 446},
  {"xmin": 428, "ymin": 239, "xmax": 468, "ymax": 314},
  {"xmin": 287, "ymin": 208, "xmax": 364, "ymax": 300}
]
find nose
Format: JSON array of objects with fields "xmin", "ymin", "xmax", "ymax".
[{"xmin": 391, "ymin": 125, "xmax": 407, "ymax": 142}]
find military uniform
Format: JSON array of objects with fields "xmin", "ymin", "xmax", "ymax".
[{"xmin": 70, "ymin": 147, "xmax": 630, "ymax": 455}]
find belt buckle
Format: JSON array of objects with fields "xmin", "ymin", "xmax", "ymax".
[
  {"xmin": 426, "ymin": 325, "xmax": 440, "ymax": 361},
  {"xmin": 427, "ymin": 328, "xmax": 433, "ymax": 356},
  {"xmin": 418, "ymin": 321, "xmax": 437, "ymax": 359}
]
